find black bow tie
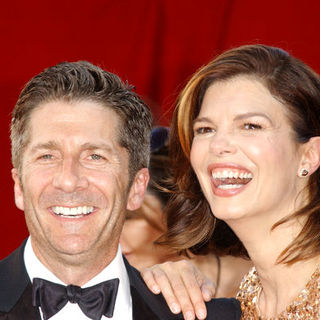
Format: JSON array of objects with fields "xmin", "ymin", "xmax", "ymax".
[{"xmin": 32, "ymin": 277, "xmax": 119, "ymax": 320}]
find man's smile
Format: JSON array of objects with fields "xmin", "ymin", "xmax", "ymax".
[{"xmin": 51, "ymin": 205, "xmax": 94, "ymax": 218}]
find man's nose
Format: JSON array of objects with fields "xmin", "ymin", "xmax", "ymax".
[
  {"xmin": 52, "ymin": 158, "xmax": 89, "ymax": 192},
  {"xmin": 209, "ymin": 131, "xmax": 237, "ymax": 156}
]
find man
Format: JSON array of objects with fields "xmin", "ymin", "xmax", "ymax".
[{"xmin": 0, "ymin": 61, "xmax": 240, "ymax": 320}]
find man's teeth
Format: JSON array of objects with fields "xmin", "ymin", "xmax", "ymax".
[
  {"xmin": 52, "ymin": 206, "xmax": 94, "ymax": 217},
  {"xmin": 212, "ymin": 170, "xmax": 252, "ymax": 179}
]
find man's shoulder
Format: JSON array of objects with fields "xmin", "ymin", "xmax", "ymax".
[
  {"xmin": 0, "ymin": 241, "xmax": 30, "ymax": 312},
  {"xmin": 124, "ymin": 257, "xmax": 184, "ymax": 319},
  {"xmin": 206, "ymin": 297, "xmax": 241, "ymax": 319},
  {"xmin": 0, "ymin": 240, "xmax": 27, "ymax": 281},
  {"xmin": 123, "ymin": 258, "xmax": 241, "ymax": 320}
]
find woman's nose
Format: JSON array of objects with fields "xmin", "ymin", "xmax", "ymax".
[{"xmin": 209, "ymin": 132, "xmax": 237, "ymax": 156}]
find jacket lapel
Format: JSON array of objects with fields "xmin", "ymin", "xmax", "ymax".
[
  {"xmin": 0, "ymin": 283, "xmax": 41, "ymax": 320},
  {"xmin": 123, "ymin": 256, "xmax": 183, "ymax": 320},
  {"xmin": 0, "ymin": 240, "xmax": 41, "ymax": 319}
]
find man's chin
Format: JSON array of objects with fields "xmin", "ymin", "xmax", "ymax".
[{"xmin": 49, "ymin": 236, "xmax": 94, "ymax": 257}]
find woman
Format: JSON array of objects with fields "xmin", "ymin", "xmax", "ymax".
[{"xmin": 142, "ymin": 44, "xmax": 320, "ymax": 319}]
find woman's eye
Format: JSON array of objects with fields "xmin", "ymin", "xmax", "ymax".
[
  {"xmin": 243, "ymin": 123, "xmax": 262, "ymax": 130},
  {"xmin": 194, "ymin": 127, "xmax": 214, "ymax": 135}
]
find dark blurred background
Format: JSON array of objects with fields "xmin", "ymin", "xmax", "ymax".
[{"xmin": 1, "ymin": 0, "xmax": 320, "ymax": 258}]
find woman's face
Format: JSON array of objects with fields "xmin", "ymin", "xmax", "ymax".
[{"xmin": 190, "ymin": 76, "xmax": 307, "ymax": 224}]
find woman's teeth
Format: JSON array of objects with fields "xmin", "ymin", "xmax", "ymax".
[
  {"xmin": 212, "ymin": 170, "xmax": 253, "ymax": 179},
  {"xmin": 212, "ymin": 170, "xmax": 253, "ymax": 189},
  {"xmin": 52, "ymin": 206, "xmax": 94, "ymax": 217},
  {"xmin": 218, "ymin": 184, "xmax": 243, "ymax": 190}
]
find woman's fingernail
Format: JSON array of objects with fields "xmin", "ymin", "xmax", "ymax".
[
  {"xmin": 203, "ymin": 288, "xmax": 213, "ymax": 300},
  {"xmin": 197, "ymin": 308, "xmax": 206, "ymax": 319},
  {"xmin": 152, "ymin": 285, "xmax": 160, "ymax": 294},
  {"xmin": 185, "ymin": 311, "xmax": 195, "ymax": 320},
  {"xmin": 170, "ymin": 303, "xmax": 181, "ymax": 314}
]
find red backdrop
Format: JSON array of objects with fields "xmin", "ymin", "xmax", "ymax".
[{"xmin": 1, "ymin": 0, "xmax": 320, "ymax": 258}]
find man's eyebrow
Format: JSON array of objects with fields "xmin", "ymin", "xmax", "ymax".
[
  {"xmin": 30, "ymin": 142, "xmax": 115, "ymax": 153},
  {"xmin": 30, "ymin": 141, "xmax": 59, "ymax": 153},
  {"xmin": 80, "ymin": 142, "xmax": 114, "ymax": 153}
]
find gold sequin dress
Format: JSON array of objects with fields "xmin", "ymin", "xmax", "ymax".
[{"xmin": 236, "ymin": 266, "xmax": 320, "ymax": 319}]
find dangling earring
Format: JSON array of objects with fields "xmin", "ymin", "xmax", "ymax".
[{"xmin": 299, "ymin": 168, "xmax": 309, "ymax": 177}]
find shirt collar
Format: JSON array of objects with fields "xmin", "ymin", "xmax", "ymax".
[{"xmin": 24, "ymin": 237, "xmax": 132, "ymax": 318}]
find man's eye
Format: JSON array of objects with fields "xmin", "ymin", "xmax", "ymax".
[
  {"xmin": 243, "ymin": 123, "xmax": 262, "ymax": 130},
  {"xmin": 90, "ymin": 154, "xmax": 103, "ymax": 160},
  {"xmin": 39, "ymin": 154, "xmax": 53, "ymax": 160}
]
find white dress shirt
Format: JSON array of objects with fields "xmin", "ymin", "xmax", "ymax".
[{"xmin": 24, "ymin": 237, "xmax": 133, "ymax": 320}]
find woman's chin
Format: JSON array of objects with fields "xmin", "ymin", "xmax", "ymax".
[{"xmin": 210, "ymin": 205, "xmax": 248, "ymax": 222}]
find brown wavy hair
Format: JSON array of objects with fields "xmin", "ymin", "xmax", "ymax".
[{"xmin": 164, "ymin": 44, "xmax": 320, "ymax": 264}]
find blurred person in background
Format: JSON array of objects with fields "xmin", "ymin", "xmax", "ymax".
[{"xmin": 121, "ymin": 127, "xmax": 176, "ymax": 270}]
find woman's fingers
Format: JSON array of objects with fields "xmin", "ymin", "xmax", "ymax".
[
  {"xmin": 141, "ymin": 260, "xmax": 215, "ymax": 320},
  {"xmin": 140, "ymin": 266, "xmax": 161, "ymax": 294},
  {"xmin": 175, "ymin": 260, "xmax": 211, "ymax": 319},
  {"xmin": 141, "ymin": 263, "xmax": 182, "ymax": 315},
  {"xmin": 200, "ymin": 277, "xmax": 216, "ymax": 301}
]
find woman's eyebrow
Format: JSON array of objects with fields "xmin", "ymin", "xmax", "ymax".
[
  {"xmin": 192, "ymin": 116, "xmax": 214, "ymax": 126},
  {"xmin": 234, "ymin": 112, "xmax": 273, "ymax": 124}
]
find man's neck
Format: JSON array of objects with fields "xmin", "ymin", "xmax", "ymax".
[{"xmin": 27, "ymin": 237, "xmax": 118, "ymax": 286}]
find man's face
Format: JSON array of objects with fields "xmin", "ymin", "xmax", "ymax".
[{"xmin": 12, "ymin": 100, "xmax": 148, "ymax": 264}]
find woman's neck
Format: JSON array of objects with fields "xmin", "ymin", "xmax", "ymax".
[
  {"xmin": 230, "ymin": 214, "xmax": 320, "ymax": 317},
  {"xmin": 256, "ymin": 258, "xmax": 320, "ymax": 317}
]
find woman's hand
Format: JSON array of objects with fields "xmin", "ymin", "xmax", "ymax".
[{"xmin": 141, "ymin": 260, "xmax": 215, "ymax": 320}]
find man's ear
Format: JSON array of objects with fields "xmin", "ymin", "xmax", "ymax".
[
  {"xmin": 127, "ymin": 168, "xmax": 149, "ymax": 211},
  {"xmin": 298, "ymin": 136, "xmax": 320, "ymax": 176},
  {"xmin": 11, "ymin": 168, "xmax": 24, "ymax": 211}
]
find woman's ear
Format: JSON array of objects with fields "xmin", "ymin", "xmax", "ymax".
[
  {"xmin": 127, "ymin": 168, "xmax": 150, "ymax": 211},
  {"xmin": 298, "ymin": 137, "xmax": 320, "ymax": 177}
]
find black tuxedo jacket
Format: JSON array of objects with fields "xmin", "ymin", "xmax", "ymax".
[{"xmin": 0, "ymin": 241, "xmax": 241, "ymax": 319}]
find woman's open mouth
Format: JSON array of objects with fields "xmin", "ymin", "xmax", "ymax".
[{"xmin": 208, "ymin": 166, "xmax": 253, "ymax": 197}]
